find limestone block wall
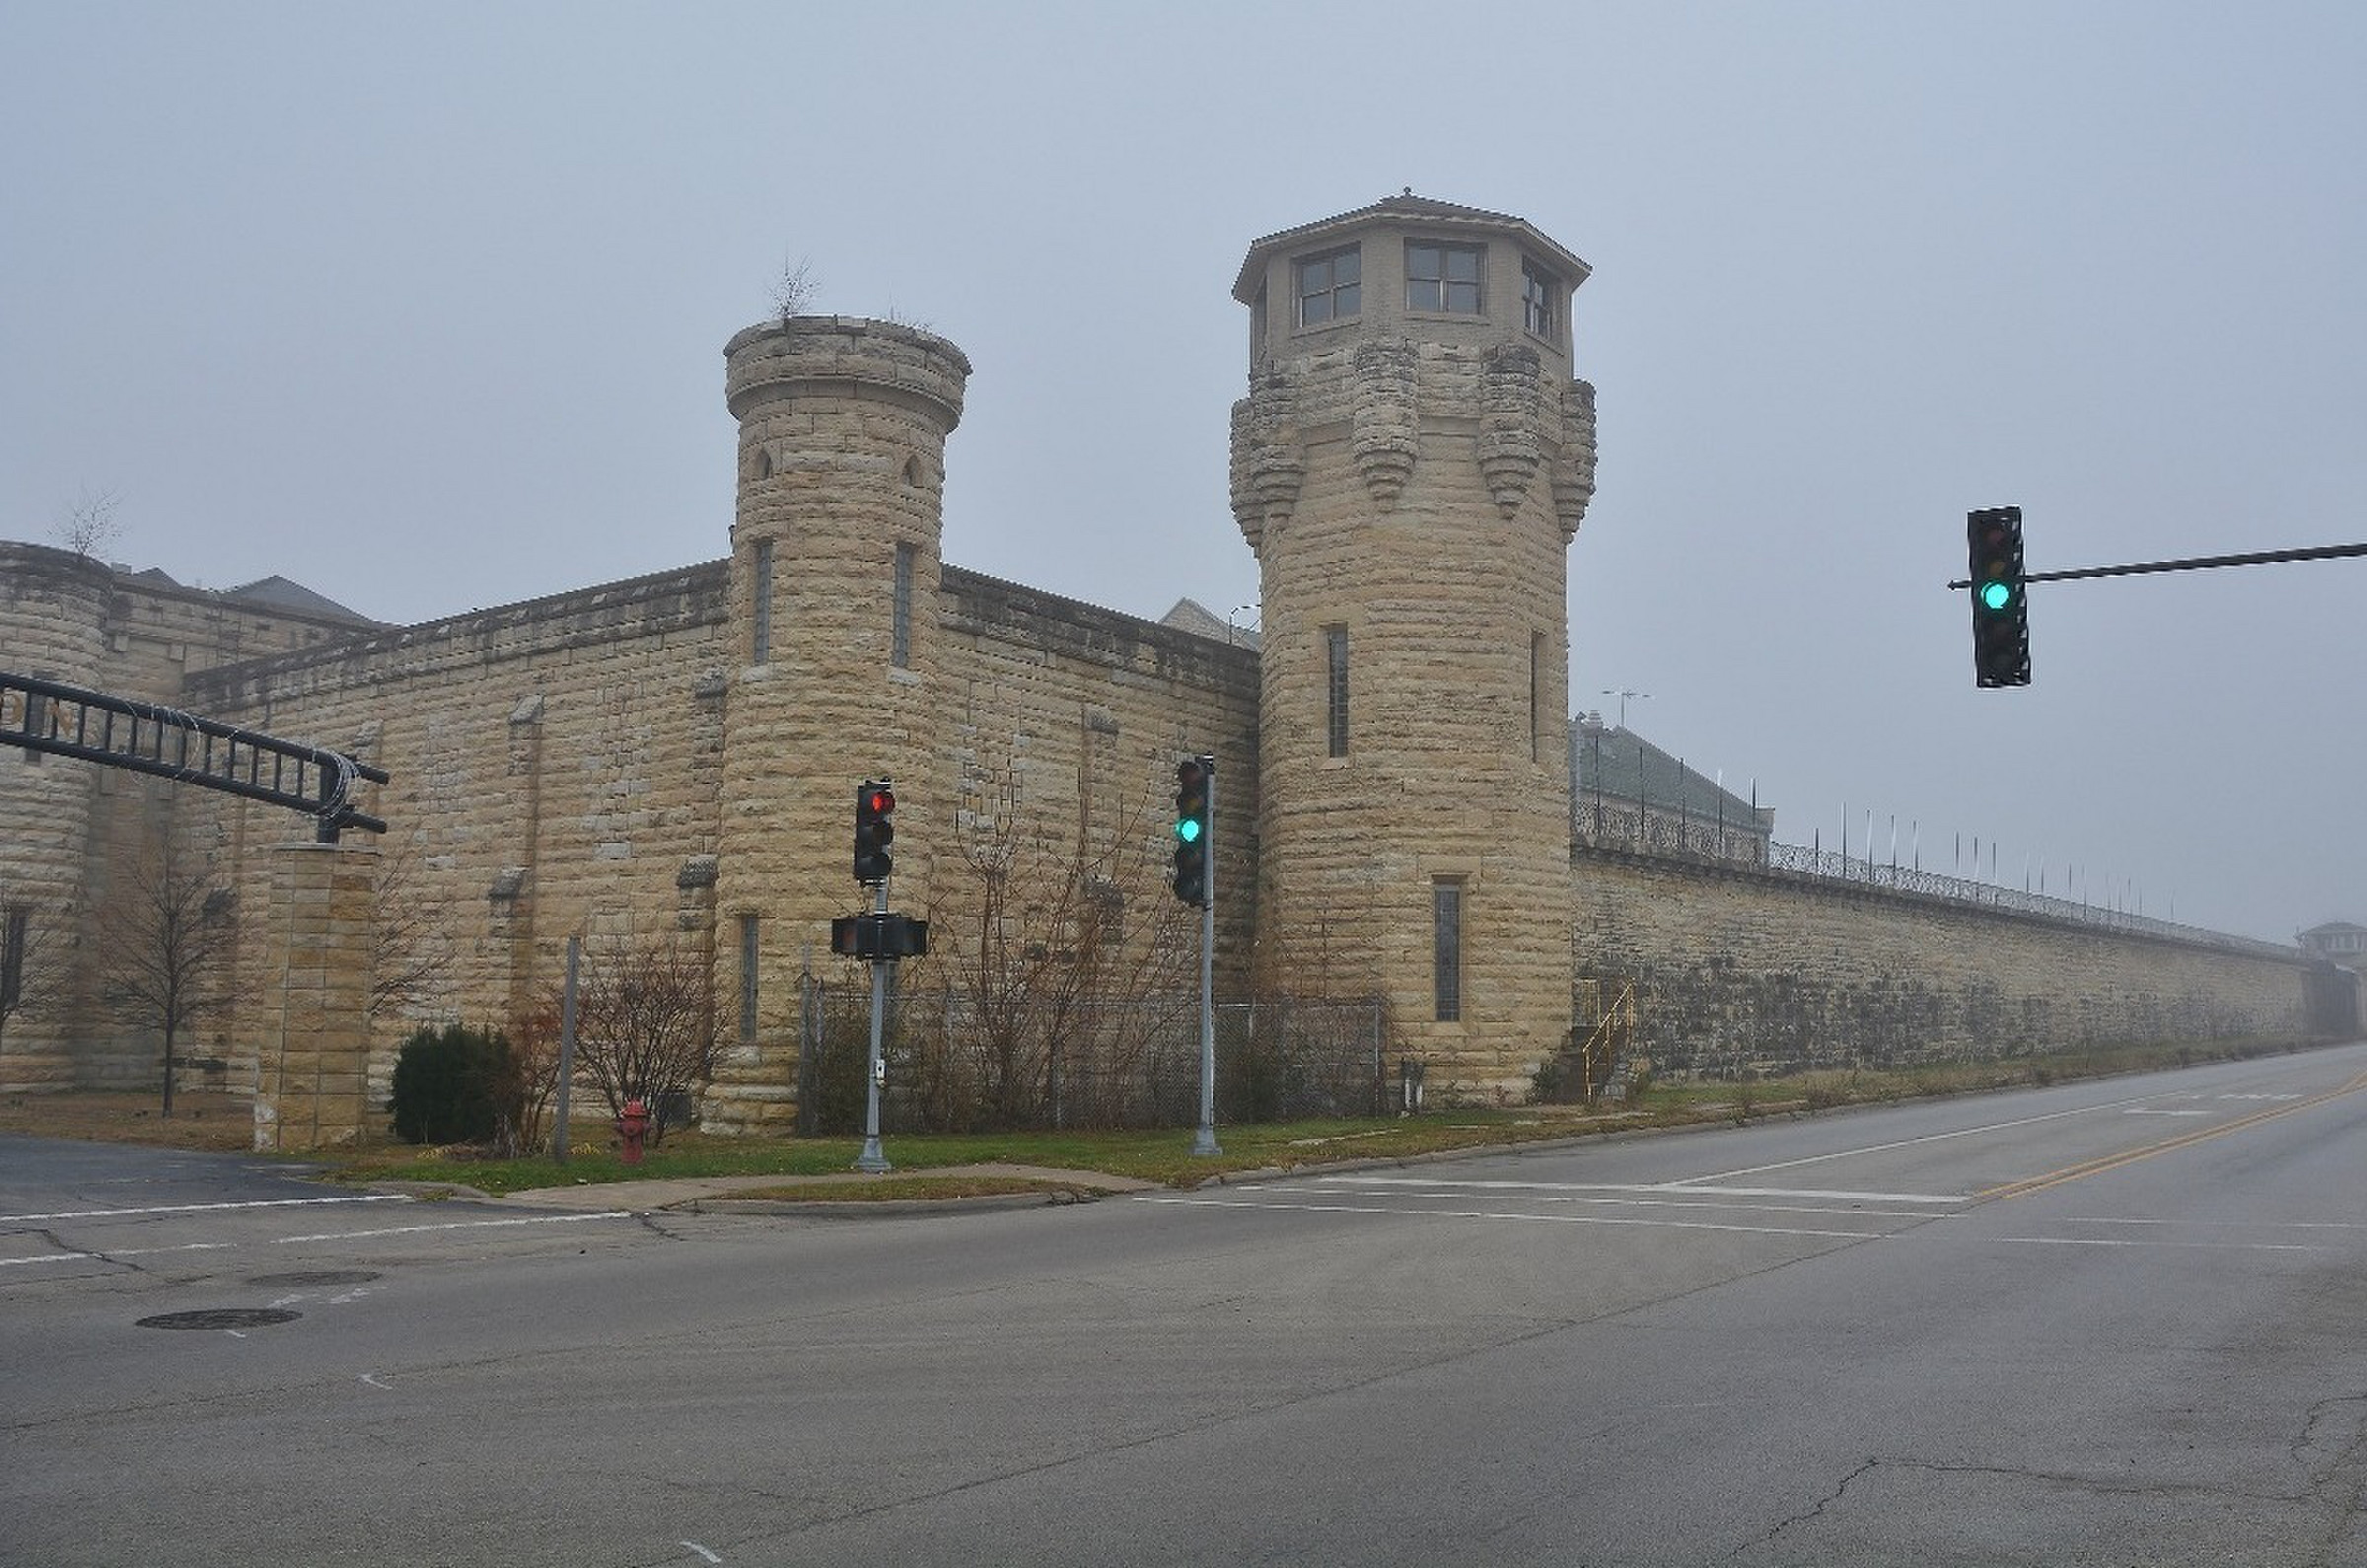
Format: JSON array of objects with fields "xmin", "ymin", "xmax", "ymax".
[
  {"xmin": 181, "ymin": 565, "xmax": 734, "ymax": 1101},
  {"xmin": 252, "ymin": 840, "xmax": 377, "ymax": 1151},
  {"xmin": 708, "ymin": 319, "xmax": 969, "ymax": 1130},
  {"xmin": 940, "ymin": 566, "xmax": 1259, "ymax": 986},
  {"xmin": 0, "ymin": 543, "xmax": 381, "ymax": 1088},
  {"xmin": 1573, "ymin": 844, "xmax": 2315, "ymax": 1078},
  {"xmin": 1239, "ymin": 336, "xmax": 1591, "ymax": 1095}
]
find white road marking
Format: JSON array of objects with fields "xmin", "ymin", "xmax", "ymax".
[
  {"xmin": 272, "ymin": 1212, "xmax": 633, "ymax": 1244},
  {"xmin": 1321, "ymin": 1176, "xmax": 1966, "ymax": 1205},
  {"xmin": 360, "ymin": 1374, "xmax": 393, "ymax": 1390},
  {"xmin": 0, "ymin": 1251, "xmax": 96, "ymax": 1268},
  {"xmin": 1672, "ymin": 1092, "xmax": 2176, "ymax": 1185},
  {"xmin": 2218, "ymin": 1093, "xmax": 2303, "ymax": 1102},
  {"xmin": 4, "ymin": 1241, "xmax": 235, "ymax": 1265},
  {"xmin": 0, "ymin": 1195, "xmax": 408, "ymax": 1223},
  {"xmin": 1250, "ymin": 1193, "xmax": 1950, "ymax": 1231},
  {"xmin": 1988, "ymin": 1250, "xmax": 2320, "ymax": 1259},
  {"xmin": 2057, "ymin": 1216, "xmax": 2367, "ymax": 1231},
  {"xmin": 2123, "ymin": 1108, "xmax": 2213, "ymax": 1117},
  {"xmin": 681, "ymin": 1544, "xmax": 723, "ymax": 1564},
  {"xmin": 1138, "ymin": 1193, "xmax": 1880, "ymax": 1240}
]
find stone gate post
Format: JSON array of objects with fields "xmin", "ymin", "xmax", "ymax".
[{"xmin": 253, "ymin": 840, "xmax": 379, "ymax": 1152}]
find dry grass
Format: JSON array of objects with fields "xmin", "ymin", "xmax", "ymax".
[{"xmin": 0, "ymin": 1089, "xmax": 257, "ymax": 1152}]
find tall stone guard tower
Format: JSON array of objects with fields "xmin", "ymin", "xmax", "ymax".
[
  {"xmin": 710, "ymin": 318, "xmax": 970, "ymax": 1128},
  {"xmin": 1231, "ymin": 195, "xmax": 1599, "ymax": 1092}
]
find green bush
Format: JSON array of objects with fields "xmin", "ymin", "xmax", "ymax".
[{"xmin": 391, "ymin": 1024, "xmax": 515, "ymax": 1145}]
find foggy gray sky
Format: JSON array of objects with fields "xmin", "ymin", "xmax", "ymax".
[{"xmin": 5, "ymin": 2, "xmax": 2362, "ymax": 946}]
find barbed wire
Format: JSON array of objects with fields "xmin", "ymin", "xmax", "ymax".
[{"xmin": 1577, "ymin": 823, "xmax": 2296, "ymax": 963}]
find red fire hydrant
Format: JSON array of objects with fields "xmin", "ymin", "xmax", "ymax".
[{"xmin": 616, "ymin": 1099, "xmax": 651, "ymax": 1165}]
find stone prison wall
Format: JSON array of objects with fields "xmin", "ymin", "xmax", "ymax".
[
  {"xmin": 149, "ymin": 558, "xmax": 1258, "ymax": 1128},
  {"xmin": 1572, "ymin": 843, "xmax": 2322, "ymax": 1083}
]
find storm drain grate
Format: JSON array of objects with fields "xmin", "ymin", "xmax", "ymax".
[{"xmin": 137, "ymin": 1309, "xmax": 301, "ymax": 1331}]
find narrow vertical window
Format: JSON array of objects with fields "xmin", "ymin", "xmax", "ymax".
[
  {"xmin": 1529, "ymin": 631, "xmax": 1544, "ymax": 763},
  {"xmin": 0, "ymin": 906, "xmax": 27, "ymax": 1013},
  {"xmin": 892, "ymin": 542, "xmax": 915, "ymax": 669},
  {"xmin": 737, "ymin": 914, "xmax": 759, "ymax": 1047},
  {"xmin": 752, "ymin": 538, "xmax": 774, "ymax": 664},
  {"xmin": 1433, "ymin": 881, "xmax": 1463, "ymax": 1023},
  {"xmin": 1325, "ymin": 625, "xmax": 1349, "ymax": 757},
  {"xmin": 1522, "ymin": 257, "xmax": 1561, "ymax": 340}
]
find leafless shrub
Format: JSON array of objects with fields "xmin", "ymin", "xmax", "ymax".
[{"xmin": 567, "ymin": 933, "xmax": 712, "ymax": 1146}]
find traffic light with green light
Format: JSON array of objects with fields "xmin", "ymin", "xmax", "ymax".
[
  {"xmin": 1172, "ymin": 755, "xmax": 1212, "ymax": 907},
  {"xmin": 1968, "ymin": 506, "xmax": 2031, "ymax": 687}
]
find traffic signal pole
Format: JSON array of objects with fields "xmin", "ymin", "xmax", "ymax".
[
  {"xmin": 855, "ymin": 874, "xmax": 893, "ymax": 1174},
  {"xmin": 1193, "ymin": 761, "xmax": 1221, "ymax": 1159}
]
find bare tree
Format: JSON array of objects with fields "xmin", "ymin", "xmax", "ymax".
[
  {"xmin": 52, "ymin": 486, "xmax": 123, "ymax": 560},
  {"xmin": 770, "ymin": 253, "xmax": 818, "ymax": 324},
  {"xmin": 97, "ymin": 822, "xmax": 231, "ymax": 1116},
  {"xmin": 917, "ymin": 755, "xmax": 1198, "ymax": 1127},
  {"xmin": 567, "ymin": 933, "xmax": 712, "ymax": 1146},
  {"xmin": 367, "ymin": 836, "xmax": 452, "ymax": 1026},
  {"xmin": 0, "ymin": 898, "xmax": 61, "ymax": 1056}
]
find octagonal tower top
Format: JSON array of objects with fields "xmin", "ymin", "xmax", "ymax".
[{"xmin": 1233, "ymin": 192, "xmax": 1592, "ymax": 370}]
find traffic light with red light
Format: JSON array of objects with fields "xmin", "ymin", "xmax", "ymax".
[
  {"xmin": 1172, "ymin": 755, "xmax": 1212, "ymax": 907},
  {"xmin": 1968, "ymin": 506, "xmax": 2031, "ymax": 687},
  {"xmin": 854, "ymin": 780, "xmax": 896, "ymax": 884}
]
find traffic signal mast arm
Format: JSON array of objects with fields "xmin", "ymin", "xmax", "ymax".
[{"xmin": 1948, "ymin": 538, "xmax": 2367, "ymax": 590}]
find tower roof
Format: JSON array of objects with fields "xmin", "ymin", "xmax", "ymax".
[{"xmin": 1234, "ymin": 192, "xmax": 1591, "ymax": 304}]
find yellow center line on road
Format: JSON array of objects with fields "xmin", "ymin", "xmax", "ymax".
[{"xmin": 1980, "ymin": 1069, "xmax": 2367, "ymax": 1202}]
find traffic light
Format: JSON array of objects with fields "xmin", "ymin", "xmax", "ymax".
[
  {"xmin": 1968, "ymin": 506, "xmax": 2031, "ymax": 687},
  {"xmin": 1172, "ymin": 754, "xmax": 1212, "ymax": 907},
  {"xmin": 853, "ymin": 780, "xmax": 895, "ymax": 884}
]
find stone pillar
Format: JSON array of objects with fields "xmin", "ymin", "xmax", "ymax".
[{"xmin": 253, "ymin": 840, "xmax": 379, "ymax": 1152}]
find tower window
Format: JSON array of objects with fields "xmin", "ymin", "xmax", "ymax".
[
  {"xmin": 1, "ymin": 906, "xmax": 27, "ymax": 1013},
  {"xmin": 1407, "ymin": 242, "xmax": 1483, "ymax": 314},
  {"xmin": 738, "ymin": 913, "xmax": 759, "ymax": 1047},
  {"xmin": 892, "ymin": 542, "xmax": 915, "ymax": 669},
  {"xmin": 1523, "ymin": 257, "xmax": 1560, "ymax": 340},
  {"xmin": 1433, "ymin": 880, "xmax": 1464, "ymax": 1023},
  {"xmin": 1325, "ymin": 625, "xmax": 1349, "ymax": 757},
  {"xmin": 1530, "ymin": 631, "xmax": 1544, "ymax": 763},
  {"xmin": 1296, "ymin": 247, "xmax": 1361, "ymax": 327},
  {"xmin": 752, "ymin": 537, "xmax": 774, "ymax": 664}
]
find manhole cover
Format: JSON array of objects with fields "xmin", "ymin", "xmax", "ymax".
[
  {"xmin": 246, "ymin": 1270, "xmax": 380, "ymax": 1288},
  {"xmin": 136, "ymin": 1309, "xmax": 301, "ymax": 1331}
]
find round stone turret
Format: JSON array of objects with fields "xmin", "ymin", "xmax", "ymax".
[
  {"xmin": 1230, "ymin": 196, "xmax": 1599, "ymax": 1095},
  {"xmin": 708, "ymin": 318, "xmax": 970, "ymax": 1130}
]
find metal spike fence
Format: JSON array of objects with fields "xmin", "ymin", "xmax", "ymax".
[{"xmin": 794, "ymin": 978, "xmax": 1390, "ymax": 1135}]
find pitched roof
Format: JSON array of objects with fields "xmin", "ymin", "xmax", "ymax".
[
  {"xmin": 1571, "ymin": 720, "xmax": 1766, "ymax": 829},
  {"xmin": 222, "ymin": 574, "xmax": 374, "ymax": 623}
]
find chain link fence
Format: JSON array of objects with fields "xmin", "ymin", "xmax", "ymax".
[{"xmin": 795, "ymin": 978, "xmax": 1390, "ymax": 1135}]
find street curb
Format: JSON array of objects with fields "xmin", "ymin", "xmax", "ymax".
[{"xmin": 674, "ymin": 1188, "xmax": 1102, "ymax": 1219}]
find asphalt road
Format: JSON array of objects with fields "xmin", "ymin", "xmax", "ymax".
[{"xmin": 7, "ymin": 1042, "xmax": 2367, "ymax": 1566}]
